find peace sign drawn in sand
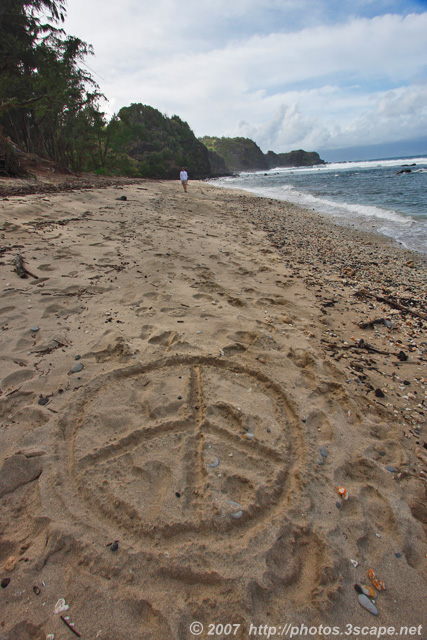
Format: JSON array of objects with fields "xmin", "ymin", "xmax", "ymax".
[{"xmin": 54, "ymin": 355, "xmax": 304, "ymax": 552}]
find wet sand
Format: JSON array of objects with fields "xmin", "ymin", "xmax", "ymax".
[{"xmin": 0, "ymin": 179, "xmax": 426, "ymax": 639}]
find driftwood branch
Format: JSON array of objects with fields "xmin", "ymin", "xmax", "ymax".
[
  {"xmin": 14, "ymin": 254, "xmax": 38, "ymax": 279},
  {"xmin": 355, "ymin": 290, "xmax": 427, "ymax": 321},
  {"xmin": 321, "ymin": 338, "xmax": 391, "ymax": 356},
  {"xmin": 60, "ymin": 616, "xmax": 81, "ymax": 638}
]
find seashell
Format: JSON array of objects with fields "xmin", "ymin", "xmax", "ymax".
[
  {"xmin": 207, "ymin": 456, "xmax": 219, "ymax": 468},
  {"xmin": 337, "ymin": 486, "xmax": 349, "ymax": 500},
  {"xmin": 54, "ymin": 598, "xmax": 69, "ymax": 614},
  {"xmin": 226, "ymin": 500, "xmax": 243, "ymax": 519},
  {"xmin": 4, "ymin": 556, "xmax": 17, "ymax": 571},
  {"xmin": 358, "ymin": 593, "xmax": 379, "ymax": 616},
  {"xmin": 361, "ymin": 584, "xmax": 377, "ymax": 599},
  {"xmin": 242, "ymin": 433, "xmax": 254, "ymax": 440},
  {"xmin": 368, "ymin": 568, "xmax": 386, "ymax": 591},
  {"xmin": 350, "ymin": 559, "xmax": 359, "ymax": 568}
]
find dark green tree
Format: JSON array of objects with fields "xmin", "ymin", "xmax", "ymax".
[{"xmin": 0, "ymin": 0, "xmax": 107, "ymax": 173}]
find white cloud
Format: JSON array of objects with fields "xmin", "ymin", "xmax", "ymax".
[{"xmin": 62, "ymin": 1, "xmax": 427, "ymax": 153}]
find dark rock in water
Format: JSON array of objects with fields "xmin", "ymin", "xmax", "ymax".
[{"xmin": 375, "ymin": 388, "xmax": 385, "ymax": 398}]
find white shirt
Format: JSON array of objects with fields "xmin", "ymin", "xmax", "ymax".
[{"xmin": 180, "ymin": 170, "xmax": 188, "ymax": 181}]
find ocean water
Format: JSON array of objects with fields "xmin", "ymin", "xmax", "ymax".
[{"xmin": 208, "ymin": 156, "xmax": 427, "ymax": 254}]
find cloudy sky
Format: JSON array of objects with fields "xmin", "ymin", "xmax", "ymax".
[{"xmin": 63, "ymin": 0, "xmax": 427, "ymax": 160}]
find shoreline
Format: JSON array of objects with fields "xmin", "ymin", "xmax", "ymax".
[
  {"xmin": 207, "ymin": 163, "xmax": 427, "ymax": 256},
  {"xmin": 0, "ymin": 179, "xmax": 426, "ymax": 639}
]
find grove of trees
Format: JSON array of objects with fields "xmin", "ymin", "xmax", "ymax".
[{"xmin": 0, "ymin": 0, "xmax": 212, "ymax": 178}]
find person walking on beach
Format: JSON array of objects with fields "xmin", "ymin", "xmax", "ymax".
[{"xmin": 180, "ymin": 167, "xmax": 188, "ymax": 192}]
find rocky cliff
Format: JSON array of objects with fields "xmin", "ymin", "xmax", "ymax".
[{"xmin": 200, "ymin": 136, "xmax": 325, "ymax": 172}]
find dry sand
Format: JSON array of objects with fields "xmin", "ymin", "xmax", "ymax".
[{"xmin": 0, "ymin": 178, "xmax": 426, "ymax": 640}]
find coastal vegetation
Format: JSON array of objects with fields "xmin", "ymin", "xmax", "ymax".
[{"xmin": 0, "ymin": 1, "xmax": 324, "ymax": 179}]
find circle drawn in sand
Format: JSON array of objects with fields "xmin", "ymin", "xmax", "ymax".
[{"xmin": 63, "ymin": 356, "xmax": 303, "ymax": 547}]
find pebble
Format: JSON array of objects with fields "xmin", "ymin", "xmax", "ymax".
[
  {"xmin": 70, "ymin": 362, "xmax": 84, "ymax": 373},
  {"xmin": 110, "ymin": 541, "xmax": 119, "ymax": 552},
  {"xmin": 336, "ymin": 501, "xmax": 342, "ymax": 509},
  {"xmin": 1, "ymin": 578, "xmax": 11, "ymax": 588},
  {"xmin": 30, "ymin": 326, "xmax": 39, "ymax": 332},
  {"xmin": 357, "ymin": 593, "xmax": 379, "ymax": 616},
  {"xmin": 320, "ymin": 447, "xmax": 328, "ymax": 458},
  {"xmin": 38, "ymin": 396, "xmax": 49, "ymax": 406},
  {"xmin": 386, "ymin": 465, "xmax": 398, "ymax": 473}
]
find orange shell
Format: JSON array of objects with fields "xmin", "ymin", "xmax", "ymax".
[
  {"xmin": 337, "ymin": 486, "xmax": 349, "ymax": 500},
  {"xmin": 368, "ymin": 569, "xmax": 386, "ymax": 591},
  {"xmin": 361, "ymin": 584, "xmax": 377, "ymax": 599}
]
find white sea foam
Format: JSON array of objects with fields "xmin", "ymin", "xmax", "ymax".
[
  {"xmin": 208, "ymin": 157, "xmax": 427, "ymax": 253},
  {"xmin": 210, "ymin": 180, "xmax": 410, "ymax": 225},
  {"xmin": 263, "ymin": 156, "xmax": 427, "ymax": 175}
]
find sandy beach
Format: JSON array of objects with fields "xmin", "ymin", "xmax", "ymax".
[{"xmin": 0, "ymin": 178, "xmax": 426, "ymax": 640}]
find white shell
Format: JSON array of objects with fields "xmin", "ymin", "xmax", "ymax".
[
  {"xmin": 54, "ymin": 598, "xmax": 69, "ymax": 614},
  {"xmin": 358, "ymin": 594, "xmax": 378, "ymax": 616},
  {"xmin": 226, "ymin": 500, "xmax": 243, "ymax": 519}
]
